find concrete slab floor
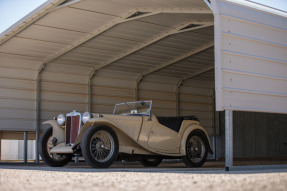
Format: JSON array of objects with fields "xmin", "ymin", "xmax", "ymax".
[{"xmin": 0, "ymin": 161, "xmax": 287, "ymax": 191}]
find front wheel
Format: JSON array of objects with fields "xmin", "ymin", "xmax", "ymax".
[
  {"xmin": 39, "ymin": 127, "xmax": 72, "ymax": 167},
  {"xmin": 82, "ymin": 126, "xmax": 119, "ymax": 168},
  {"xmin": 182, "ymin": 132, "xmax": 208, "ymax": 167}
]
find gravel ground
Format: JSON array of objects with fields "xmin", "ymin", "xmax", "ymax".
[{"xmin": 0, "ymin": 164, "xmax": 287, "ymax": 191}]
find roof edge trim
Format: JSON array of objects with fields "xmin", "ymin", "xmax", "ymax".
[{"xmin": 223, "ymin": 0, "xmax": 287, "ymax": 18}]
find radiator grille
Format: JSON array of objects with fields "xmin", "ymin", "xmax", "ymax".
[{"xmin": 65, "ymin": 115, "xmax": 80, "ymax": 145}]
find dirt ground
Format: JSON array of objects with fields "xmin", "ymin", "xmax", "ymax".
[{"xmin": 0, "ymin": 162, "xmax": 287, "ymax": 191}]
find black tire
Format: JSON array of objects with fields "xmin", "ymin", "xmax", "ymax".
[
  {"xmin": 140, "ymin": 157, "xmax": 162, "ymax": 167},
  {"xmin": 182, "ymin": 132, "xmax": 208, "ymax": 167},
  {"xmin": 82, "ymin": 125, "xmax": 119, "ymax": 168},
  {"xmin": 39, "ymin": 127, "xmax": 72, "ymax": 167}
]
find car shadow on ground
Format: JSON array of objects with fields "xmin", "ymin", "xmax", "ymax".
[{"xmin": 1, "ymin": 161, "xmax": 287, "ymax": 174}]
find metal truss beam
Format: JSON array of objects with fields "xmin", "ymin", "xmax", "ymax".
[
  {"xmin": 182, "ymin": 65, "xmax": 214, "ymax": 80},
  {"xmin": 135, "ymin": 74, "xmax": 143, "ymax": 101}
]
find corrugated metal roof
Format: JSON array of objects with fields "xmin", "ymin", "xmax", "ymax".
[{"xmin": 0, "ymin": 0, "xmax": 215, "ymax": 82}]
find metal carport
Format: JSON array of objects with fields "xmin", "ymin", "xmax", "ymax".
[{"xmin": 0, "ymin": 0, "xmax": 286, "ymax": 169}]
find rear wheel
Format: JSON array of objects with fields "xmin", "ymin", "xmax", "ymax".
[
  {"xmin": 39, "ymin": 127, "xmax": 72, "ymax": 167},
  {"xmin": 140, "ymin": 157, "xmax": 162, "ymax": 167},
  {"xmin": 82, "ymin": 126, "xmax": 119, "ymax": 168},
  {"xmin": 182, "ymin": 132, "xmax": 208, "ymax": 167}
]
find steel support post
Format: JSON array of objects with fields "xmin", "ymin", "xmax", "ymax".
[
  {"xmin": 176, "ymin": 90, "xmax": 180, "ymax": 116},
  {"xmin": 0, "ymin": 131, "xmax": 2, "ymax": 160},
  {"xmin": 88, "ymin": 78, "xmax": 92, "ymax": 112},
  {"xmin": 176, "ymin": 79, "xmax": 183, "ymax": 117},
  {"xmin": 35, "ymin": 77, "xmax": 41, "ymax": 163},
  {"xmin": 225, "ymin": 110, "xmax": 233, "ymax": 171},
  {"xmin": 212, "ymin": 90, "xmax": 217, "ymax": 160},
  {"xmin": 24, "ymin": 131, "xmax": 28, "ymax": 163},
  {"xmin": 135, "ymin": 75, "xmax": 143, "ymax": 101}
]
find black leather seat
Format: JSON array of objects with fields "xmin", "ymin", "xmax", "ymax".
[{"xmin": 157, "ymin": 116, "xmax": 199, "ymax": 132}]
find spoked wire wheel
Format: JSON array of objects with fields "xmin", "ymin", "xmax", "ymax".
[
  {"xmin": 46, "ymin": 136, "xmax": 67, "ymax": 161},
  {"xmin": 90, "ymin": 130, "xmax": 115, "ymax": 162},
  {"xmin": 82, "ymin": 126, "xmax": 119, "ymax": 168},
  {"xmin": 182, "ymin": 132, "xmax": 208, "ymax": 167},
  {"xmin": 39, "ymin": 127, "xmax": 72, "ymax": 167},
  {"xmin": 186, "ymin": 135, "xmax": 205, "ymax": 163}
]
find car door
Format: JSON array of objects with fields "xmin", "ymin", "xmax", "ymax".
[{"xmin": 147, "ymin": 118, "xmax": 180, "ymax": 153}]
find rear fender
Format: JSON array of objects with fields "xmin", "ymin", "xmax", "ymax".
[
  {"xmin": 43, "ymin": 120, "xmax": 65, "ymax": 144},
  {"xmin": 180, "ymin": 124, "xmax": 213, "ymax": 155}
]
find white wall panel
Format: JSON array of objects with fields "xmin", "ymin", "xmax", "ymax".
[{"xmin": 213, "ymin": 0, "xmax": 287, "ymax": 113}]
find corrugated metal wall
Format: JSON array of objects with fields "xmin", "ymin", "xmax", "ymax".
[
  {"xmin": 137, "ymin": 75, "xmax": 215, "ymax": 134},
  {"xmin": 213, "ymin": 0, "xmax": 287, "ymax": 113},
  {"xmin": 139, "ymin": 75, "xmax": 177, "ymax": 117},
  {"xmin": 92, "ymin": 69, "xmax": 138, "ymax": 113},
  {"xmin": 0, "ymin": 53, "xmax": 41, "ymax": 131},
  {"xmin": 0, "ymin": 53, "xmax": 216, "ymax": 135},
  {"xmin": 0, "ymin": 41, "xmax": 216, "ymax": 133},
  {"xmin": 220, "ymin": 111, "xmax": 287, "ymax": 158},
  {"xmin": 179, "ymin": 79, "xmax": 214, "ymax": 134},
  {"xmin": 40, "ymin": 62, "xmax": 90, "ymax": 123}
]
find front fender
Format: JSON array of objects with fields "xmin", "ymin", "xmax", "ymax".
[
  {"xmin": 43, "ymin": 120, "xmax": 65, "ymax": 144},
  {"xmin": 180, "ymin": 124, "xmax": 213, "ymax": 155},
  {"xmin": 73, "ymin": 117, "xmax": 118, "ymax": 146},
  {"xmin": 73, "ymin": 121, "xmax": 154, "ymax": 155}
]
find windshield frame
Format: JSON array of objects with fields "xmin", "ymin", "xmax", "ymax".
[{"xmin": 113, "ymin": 100, "xmax": 152, "ymax": 117}]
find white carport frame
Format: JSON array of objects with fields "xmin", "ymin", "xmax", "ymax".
[
  {"xmin": 0, "ymin": 0, "xmax": 215, "ymax": 163},
  {"xmin": 0, "ymin": 0, "xmax": 286, "ymax": 170}
]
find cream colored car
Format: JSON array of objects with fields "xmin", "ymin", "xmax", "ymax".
[{"xmin": 39, "ymin": 100, "xmax": 213, "ymax": 168}]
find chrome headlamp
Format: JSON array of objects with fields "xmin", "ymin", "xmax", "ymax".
[
  {"xmin": 82, "ymin": 112, "xmax": 91, "ymax": 124},
  {"xmin": 57, "ymin": 114, "xmax": 66, "ymax": 126}
]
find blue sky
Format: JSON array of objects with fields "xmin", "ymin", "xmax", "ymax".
[
  {"xmin": 0, "ymin": 0, "xmax": 47, "ymax": 34},
  {"xmin": 0, "ymin": 0, "xmax": 286, "ymax": 34}
]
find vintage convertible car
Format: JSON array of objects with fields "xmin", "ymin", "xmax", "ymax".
[{"xmin": 39, "ymin": 100, "xmax": 213, "ymax": 168}]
